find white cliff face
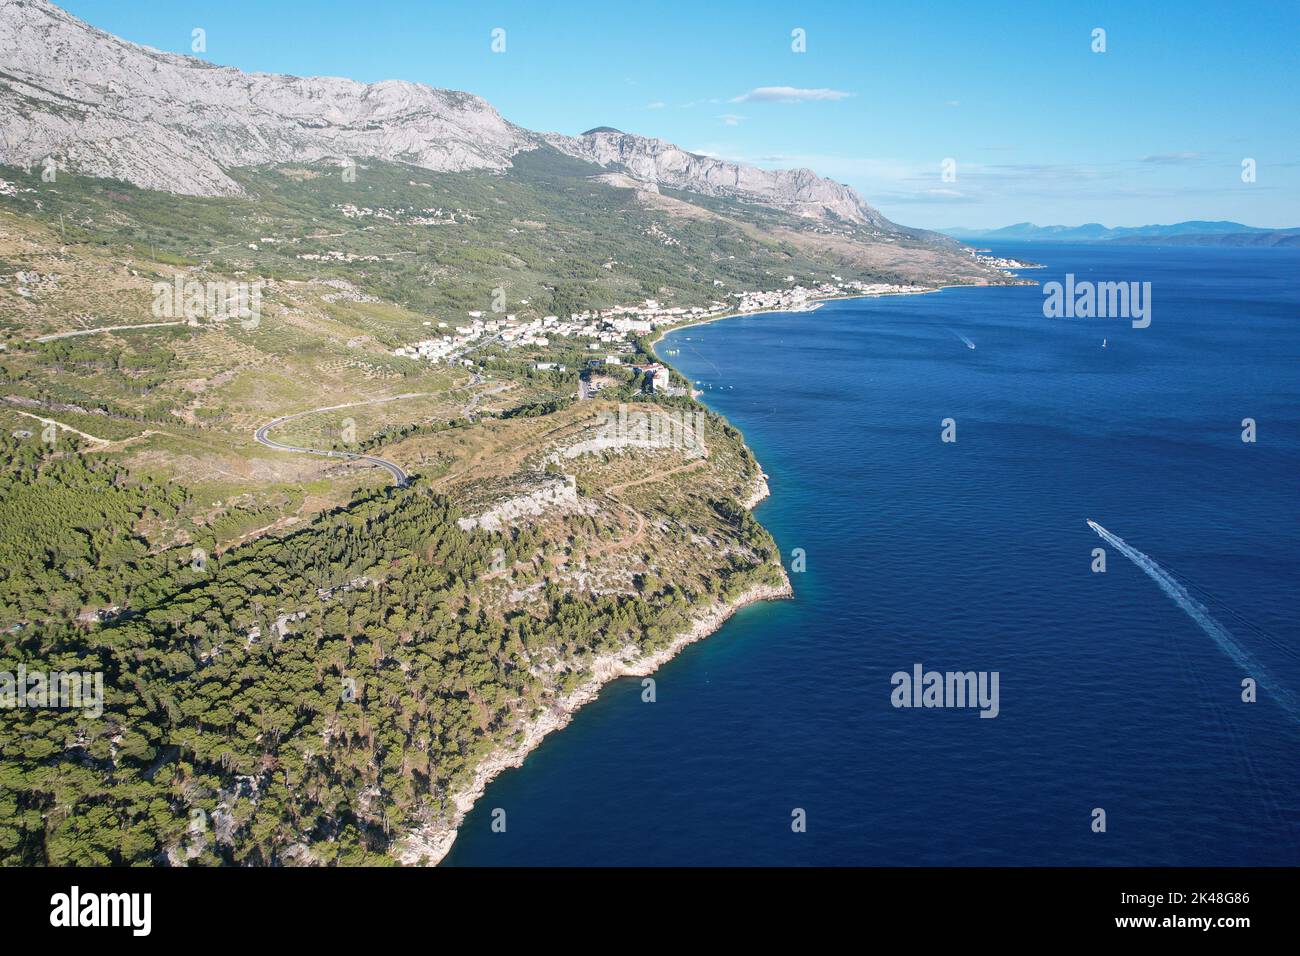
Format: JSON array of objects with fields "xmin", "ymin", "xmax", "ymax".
[
  {"xmin": 0, "ymin": 0, "xmax": 533, "ymax": 195},
  {"xmin": 544, "ymin": 129, "xmax": 893, "ymax": 228},
  {"xmin": 2, "ymin": 0, "xmax": 895, "ymax": 228},
  {"xmin": 456, "ymin": 476, "xmax": 588, "ymax": 533}
]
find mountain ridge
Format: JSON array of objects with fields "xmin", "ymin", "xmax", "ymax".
[
  {"xmin": 943, "ymin": 220, "xmax": 1300, "ymax": 245},
  {"xmin": 0, "ymin": 0, "xmax": 893, "ymax": 228},
  {"xmin": 545, "ymin": 128, "xmax": 895, "ymax": 230}
]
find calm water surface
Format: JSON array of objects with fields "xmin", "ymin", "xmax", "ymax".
[{"xmin": 446, "ymin": 243, "xmax": 1300, "ymax": 865}]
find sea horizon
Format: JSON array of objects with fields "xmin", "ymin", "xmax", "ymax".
[{"xmin": 444, "ymin": 241, "xmax": 1300, "ymax": 866}]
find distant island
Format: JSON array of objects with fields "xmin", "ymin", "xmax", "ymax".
[{"xmin": 944, "ymin": 220, "xmax": 1300, "ymax": 247}]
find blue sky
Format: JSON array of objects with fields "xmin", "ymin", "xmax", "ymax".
[{"xmin": 60, "ymin": 0, "xmax": 1300, "ymax": 230}]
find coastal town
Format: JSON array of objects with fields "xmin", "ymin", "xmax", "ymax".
[
  {"xmin": 391, "ymin": 278, "xmax": 938, "ymax": 369},
  {"xmin": 966, "ymin": 249, "xmax": 1045, "ymax": 271}
]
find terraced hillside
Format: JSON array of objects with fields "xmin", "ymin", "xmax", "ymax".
[{"xmin": 0, "ymin": 145, "xmax": 1009, "ymax": 865}]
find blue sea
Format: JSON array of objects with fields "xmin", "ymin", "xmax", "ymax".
[{"xmin": 445, "ymin": 243, "xmax": 1300, "ymax": 866}]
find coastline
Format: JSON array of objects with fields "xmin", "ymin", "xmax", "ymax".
[
  {"xmin": 395, "ymin": 559, "xmax": 792, "ymax": 866},
  {"xmin": 647, "ymin": 277, "xmax": 1034, "ymax": 355},
  {"xmin": 381, "ymin": 285, "xmax": 920, "ymax": 860},
  {"xmin": 394, "ymin": 274, "xmax": 1023, "ymax": 867}
]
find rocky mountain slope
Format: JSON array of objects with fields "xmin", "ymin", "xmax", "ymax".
[
  {"xmin": 0, "ymin": 0, "xmax": 534, "ymax": 196},
  {"xmin": 544, "ymin": 128, "xmax": 893, "ymax": 228},
  {"xmin": 1, "ymin": 0, "xmax": 897, "ymax": 227}
]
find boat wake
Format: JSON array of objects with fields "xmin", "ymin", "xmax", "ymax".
[
  {"xmin": 949, "ymin": 329, "xmax": 976, "ymax": 350},
  {"xmin": 1087, "ymin": 519, "xmax": 1299, "ymax": 721}
]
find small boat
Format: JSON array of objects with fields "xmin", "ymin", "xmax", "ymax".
[{"xmin": 1102, "ymin": 338, "xmax": 1108, "ymax": 348}]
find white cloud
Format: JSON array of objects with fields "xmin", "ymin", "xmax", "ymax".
[
  {"xmin": 645, "ymin": 101, "xmax": 666, "ymax": 110},
  {"xmin": 1139, "ymin": 151, "xmax": 1202, "ymax": 164},
  {"xmin": 720, "ymin": 113, "xmax": 743, "ymax": 126},
  {"xmin": 730, "ymin": 86, "xmax": 855, "ymax": 103}
]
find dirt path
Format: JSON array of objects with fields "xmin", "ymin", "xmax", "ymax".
[
  {"xmin": 586, "ymin": 502, "xmax": 646, "ymax": 556},
  {"xmin": 11, "ymin": 410, "xmax": 111, "ymax": 445},
  {"xmin": 604, "ymin": 456, "xmax": 708, "ymax": 496},
  {"xmin": 463, "ymin": 381, "xmax": 511, "ymax": 419},
  {"xmin": 587, "ymin": 457, "xmax": 708, "ymax": 556},
  {"xmin": 217, "ymin": 514, "xmax": 302, "ymax": 555},
  {"xmin": 34, "ymin": 321, "xmax": 185, "ymax": 342},
  {"xmin": 9, "ymin": 411, "xmax": 177, "ymax": 452}
]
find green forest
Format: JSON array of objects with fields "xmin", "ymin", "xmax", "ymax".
[
  {"xmin": 0, "ymin": 432, "xmax": 779, "ymax": 865},
  {"xmin": 0, "ymin": 142, "xmax": 824, "ymax": 867}
]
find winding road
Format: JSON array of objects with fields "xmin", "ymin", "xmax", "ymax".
[
  {"xmin": 252, "ymin": 373, "xmax": 508, "ymax": 486},
  {"xmin": 252, "ymin": 394, "xmax": 431, "ymax": 486}
]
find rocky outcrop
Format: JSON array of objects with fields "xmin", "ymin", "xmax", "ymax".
[
  {"xmin": 544, "ymin": 128, "xmax": 893, "ymax": 227},
  {"xmin": 394, "ymin": 573, "xmax": 792, "ymax": 866},
  {"xmin": 0, "ymin": 0, "xmax": 533, "ymax": 195},
  {"xmin": 456, "ymin": 475, "xmax": 588, "ymax": 532}
]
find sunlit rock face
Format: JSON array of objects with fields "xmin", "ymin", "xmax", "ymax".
[
  {"xmin": 1, "ymin": 0, "xmax": 898, "ymax": 228},
  {"xmin": 0, "ymin": 0, "xmax": 534, "ymax": 195}
]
